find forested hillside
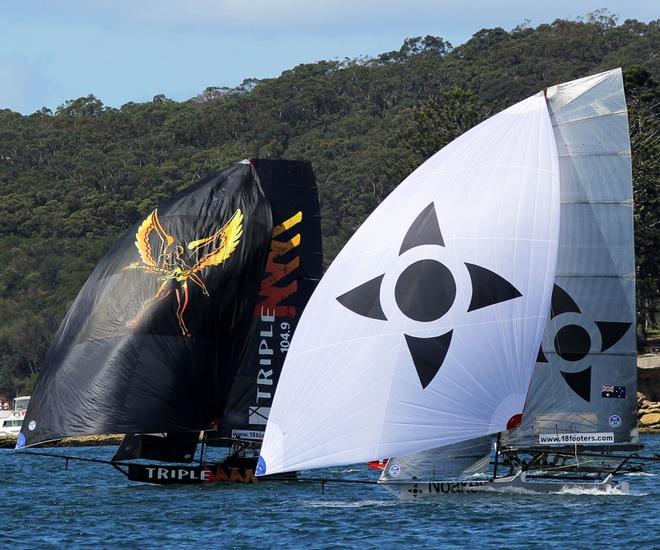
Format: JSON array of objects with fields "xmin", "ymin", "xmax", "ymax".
[{"xmin": 0, "ymin": 12, "xmax": 658, "ymax": 398}]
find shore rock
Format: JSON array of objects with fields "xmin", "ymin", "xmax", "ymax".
[
  {"xmin": 637, "ymin": 361, "xmax": 660, "ymax": 433},
  {"xmin": 640, "ymin": 412, "xmax": 660, "ymax": 426}
]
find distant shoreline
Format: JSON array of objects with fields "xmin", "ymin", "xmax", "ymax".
[
  {"xmin": 2, "ymin": 360, "xmax": 658, "ymax": 449},
  {"xmin": 0, "ymin": 434, "xmax": 122, "ymax": 449}
]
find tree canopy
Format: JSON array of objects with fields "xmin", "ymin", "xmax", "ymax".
[{"xmin": 0, "ymin": 13, "xmax": 658, "ymax": 399}]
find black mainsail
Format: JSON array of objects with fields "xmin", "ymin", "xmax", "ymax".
[
  {"xmin": 216, "ymin": 159, "xmax": 323, "ymax": 444},
  {"xmin": 17, "ymin": 160, "xmax": 321, "ymax": 471}
]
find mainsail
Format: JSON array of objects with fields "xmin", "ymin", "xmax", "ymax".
[
  {"xmin": 113, "ymin": 432, "xmax": 200, "ymax": 462},
  {"xmin": 17, "ymin": 160, "xmax": 317, "ymax": 450},
  {"xmin": 505, "ymin": 69, "xmax": 638, "ymax": 449},
  {"xmin": 258, "ymin": 94, "xmax": 560, "ymax": 476},
  {"xmin": 215, "ymin": 159, "xmax": 323, "ymax": 443}
]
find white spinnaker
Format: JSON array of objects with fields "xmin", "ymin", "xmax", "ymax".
[{"xmin": 259, "ymin": 94, "xmax": 560, "ymax": 475}]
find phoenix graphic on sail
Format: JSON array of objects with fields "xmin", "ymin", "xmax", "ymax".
[{"xmin": 125, "ymin": 208, "xmax": 244, "ymax": 336}]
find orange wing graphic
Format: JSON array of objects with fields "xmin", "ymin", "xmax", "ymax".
[
  {"xmin": 125, "ymin": 208, "xmax": 244, "ymax": 337},
  {"xmin": 134, "ymin": 209, "xmax": 175, "ymax": 269},
  {"xmin": 186, "ymin": 209, "xmax": 244, "ymax": 274}
]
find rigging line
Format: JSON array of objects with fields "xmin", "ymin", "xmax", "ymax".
[
  {"xmin": 111, "ymin": 463, "xmax": 129, "ymax": 478},
  {"xmin": 531, "ymin": 459, "xmax": 597, "ymax": 472},
  {"xmin": 502, "ymin": 448, "xmax": 660, "ymax": 462},
  {"xmin": 573, "ymin": 425, "xmax": 580, "ymax": 469},
  {"xmin": 557, "ymin": 152, "xmax": 630, "ymax": 158},
  {"xmin": 609, "ymin": 457, "xmax": 631, "ymax": 478},
  {"xmin": 553, "ymin": 110, "xmax": 627, "ymax": 126},
  {"xmin": 15, "ymin": 449, "xmax": 133, "ymax": 467},
  {"xmin": 202, "ymin": 435, "xmax": 261, "ymax": 444}
]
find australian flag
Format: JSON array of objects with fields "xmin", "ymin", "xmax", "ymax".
[{"xmin": 602, "ymin": 385, "xmax": 626, "ymax": 399}]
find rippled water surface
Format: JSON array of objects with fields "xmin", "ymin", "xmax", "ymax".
[{"xmin": 2, "ymin": 435, "xmax": 659, "ymax": 549}]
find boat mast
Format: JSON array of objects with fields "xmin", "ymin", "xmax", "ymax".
[
  {"xmin": 199, "ymin": 432, "xmax": 207, "ymax": 466},
  {"xmin": 492, "ymin": 433, "xmax": 501, "ymax": 480}
]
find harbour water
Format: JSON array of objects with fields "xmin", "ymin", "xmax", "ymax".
[{"xmin": 2, "ymin": 434, "xmax": 659, "ymax": 549}]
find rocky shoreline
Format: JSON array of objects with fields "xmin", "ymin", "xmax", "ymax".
[
  {"xmin": 638, "ymin": 356, "xmax": 660, "ymax": 433},
  {"xmin": 638, "ymin": 396, "xmax": 660, "ymax": 432}
]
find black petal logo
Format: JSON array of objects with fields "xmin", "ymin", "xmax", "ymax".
[
  {"xmin": 539, "ymin": 284, "xmax": 632, "ymax": 403},
  {"xmin": 336, "ymin": 275, "xmax": 387, "ymax": 321},
  {"xmin": 336, "ymin": 203, "xmax": 522, "ymax": 389}
]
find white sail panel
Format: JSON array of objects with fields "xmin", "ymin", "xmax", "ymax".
[
  {"xmin": 379, "ymin": 436, "xmax": 493, "ymax": 482},
  {"xmin": 258, "ymin": 94, "xmax": 560, "ymax": 475}
]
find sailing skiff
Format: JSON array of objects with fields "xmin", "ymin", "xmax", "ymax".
[
  {"xmin": 16, "ymin": 159, "xmax": 322, "ymax": 485},
  {"xmin": 257, "ymin": 69, "xmax": 654, "ymax": 497},
  {"xmin": 18, "ymin": 71, "xmax": 656, "ymax": 494}
]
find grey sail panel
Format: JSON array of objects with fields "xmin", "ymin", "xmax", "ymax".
[
  {"xmin": 506, "ymin": 69, "xmax": 637, "ymax": 449},
  {"xmin": 556, "ymin": 204, "xmax": 634, "ymax": 276}
]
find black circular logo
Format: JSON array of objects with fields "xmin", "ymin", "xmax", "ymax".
[
  {"xmin": 554, "ymin": 324, "xmax": 591, "ymax": 362},
  {"xmin": 395, "ymin": 260, "xmax": 456, "ymax": 322}
]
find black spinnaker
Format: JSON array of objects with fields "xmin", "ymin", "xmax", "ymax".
[
  {"xmin": 18, "ymin": 160, "xmax": 318, "ymax": 458},
  {"xmin": 114, "ymin": 159, "xmax": 323, "ymax": 465}
]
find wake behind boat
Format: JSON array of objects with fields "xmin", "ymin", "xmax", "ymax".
[{"xmin": 383, "ymin": 472, "xmax": 630, "ymax": 500}]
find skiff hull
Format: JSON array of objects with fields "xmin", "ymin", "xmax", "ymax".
[
  {"xmin": 380, "ymin": 474, "xmax": 630, "ymax": 499},
  {"xmin": 126, "ymin": 462, "xmax": 296, "ymax": 485}
]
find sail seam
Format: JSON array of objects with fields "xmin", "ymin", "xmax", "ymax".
[
  {"xmin": 426, "ymin": 165, "xmax": 555, "ymax": 174},
  {"xmin": 557, "ymin": 152, "xmax": 630, "ymax": 158},
  {"xmin": 552, "ymin": 110, "xmax": 627, "ymax": 126},
  {"xmin": 554, "ymin": 273, "xmax": 634, "ymax": 278},
  {"xmin": 560, "ymin": 201, "xmax": 632, "ymax": 205},
  {"xmin": 543, "ymin": 352, "xmax": 637, "ymax": 358}
]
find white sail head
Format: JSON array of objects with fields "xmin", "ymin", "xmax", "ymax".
[{"xmin": 258, "ymin": 93, "xmax": 560, "ymax": 476}]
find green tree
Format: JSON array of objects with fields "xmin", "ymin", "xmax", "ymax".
[
  {"xmin": 625, "ymin": 65, "xmax": 660, "ymax": 340},
  {"xmin": 0, "ymin": 16, "xmax": 658, "ymax": 395}
]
